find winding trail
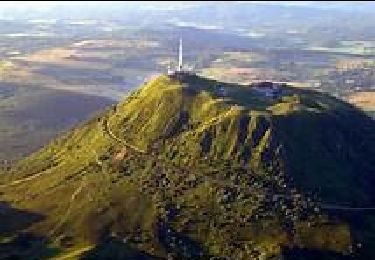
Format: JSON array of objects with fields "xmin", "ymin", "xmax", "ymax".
[
  {"xmin": 0, "ymin": 162, "xmax": 89, "ymax": 191},
  {"xmin": 52, "ymin": 245, "xmax": 94, "ymax": 260},
  {"xmin": 102, "ymin": 117, "xmax": 204, "ymax": 175},
  {"xmin": 101, "ymin": 117, "xmax": 375, "ymax": 213},
  {"xmin": 103, "ymin": 118, "xmax": 146, "ymax": 154},
  {"xmin": 0, "ymin": 117, "xmax": 137, "ymax": 190},
  {"xmin": 49, "ymin": 176, "xmax": 87, "ymax": 238},
  {"xmin": 0, "ymin": 171, "xmax": 48, "ymax": 188},
  {"xmin": 1, "ymin": 116, "xmax": 374, "ymax": 216}
]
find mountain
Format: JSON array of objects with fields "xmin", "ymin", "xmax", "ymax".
[{"xmin": 0, "ymin": 74, "xmax": 374, "ymax": 259}]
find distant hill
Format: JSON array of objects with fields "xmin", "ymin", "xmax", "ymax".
[
  {"xmin": 0, "ymin": 85, "xmax": 114, "ymax": 162},
  {"xmin": 0, "ymin": 74, "xmax": 374, "ymax": 259}
]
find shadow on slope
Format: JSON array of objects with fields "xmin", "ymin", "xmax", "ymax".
[
  {"xmin": 0, "ymin": 233, "xmax": 62, "ymax": 260},
  {"xmin": 0, "ymin": 202, "xmax": 61, "ymax": 259},
  {"xmin": 272, "ymin": 107, "xmax": 375, "ymax": 207},
  {"xmin": 0, "ymin": 201, "xmax": 45, "ymax": 237},
  {"xmin": 272, "ymin": 104, "xmax": 375, "ymax": 259},
  {"xmin": 80, "ymin": 237, "xmax": 162, "ymax": 260},
  {"xmin": 157, "ymin": 220, "xmax": 205, "ymax": 259},
  {"xmin": 282, "ymin": 247, "xmax": 353, "ymax": 260}
]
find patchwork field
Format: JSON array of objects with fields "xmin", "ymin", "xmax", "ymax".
[
  {"xmin": 0, "ymin": 38, "xmax": 165, "ymax": 161},
  {"xmin": 346, "ymin": 91, "xmax": 375, "ymax": 118}
]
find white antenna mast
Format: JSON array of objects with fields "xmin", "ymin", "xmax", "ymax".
[{"xmin": 178, "ymin": 38, "xmax": 182, "ymax": 72}]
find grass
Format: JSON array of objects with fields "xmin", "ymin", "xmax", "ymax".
[
  {"xmin": 0, "ymin": 74, "xmax": 374, "ymax": 259},
  {"xmin": 51, "ymin": 245, "xmax": 94, "ymax": 260}
]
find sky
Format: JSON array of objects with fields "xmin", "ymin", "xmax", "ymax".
[
  {"xmin": 0, "ymin": 1, "xmax": 195, "ymax": 7},
  {"xmin": 0, "ymin": 1, "xmax": 314, "ymax": 6},
  {"xmin": 0, "ymin": 1, "xmax": 360, "ymax": 8},
  {"xmin": 0, "ymin": 1, "xmax": 371, "ymax": 12}
]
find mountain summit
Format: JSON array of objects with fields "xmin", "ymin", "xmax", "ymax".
[{"xmin": 1, "ymin": 74, "xmax": 374, "ymax": 259}]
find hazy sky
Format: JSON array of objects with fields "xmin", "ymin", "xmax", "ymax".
[
  {"xmin": 0, "ymin": 1, "xmax": 370, "ymax": 12},
  {"xmin": 0, "ymin": 1, "xmax": 195, "ymax": 7},
  {"xmin": 0, "ymin": 1, "xmax": 365, "ymax": 6},
  {"xmin": 0, "ymin": 1, "xmax": 356, "ymax": 8}
]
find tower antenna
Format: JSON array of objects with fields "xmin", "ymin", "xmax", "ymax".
[{"xmin": 178, "ymin": 38, "xmax": 182, "ymax": 72}]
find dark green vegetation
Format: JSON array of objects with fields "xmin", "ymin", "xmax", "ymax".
[{"xmin": 0, "ymin": 75, "xmax": 374, "ymax": 259}]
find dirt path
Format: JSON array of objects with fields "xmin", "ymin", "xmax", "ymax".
[
  {"xmin": 0, "ymin": 117, "xmax": 140, "ymax": 189},
  {"xmin": 102, "ymin": 117, "xmax": 375, "ymax": 213},
  {"xmin": 52, "ymin": 245, "xmax": 94, "ymax": 260},
  {"xmin": 102, "ymin": 118, "xmax": 146, "ymax": 154},
  {"xmin": 49, "ymin": 176, "xmax": 87, "ymax": 238},
  {"xmin": 0, "ymin": 170, "xmax": 49, "ymax": 189}
]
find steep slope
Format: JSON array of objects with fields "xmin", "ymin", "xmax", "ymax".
[{"xmin": 0, "ymin": 74, "xmax": 374, "ymax": 259}]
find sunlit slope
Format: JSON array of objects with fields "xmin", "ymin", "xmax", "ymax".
[
  {"xmin": 0, "ymin": 74, "xmax": 374, "ymax": 259},
  {"xmin": 107, "ymin": 75, "xmax": 375, "ymax": 205}
]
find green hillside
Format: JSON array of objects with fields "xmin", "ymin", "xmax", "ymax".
[{"xmin": 0, "ymin": 74, "xmax": 374, "ymax": 259}]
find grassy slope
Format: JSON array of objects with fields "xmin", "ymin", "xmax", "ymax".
[{"xmin": 0, "ymin": 74, "xmax": 374, "ymax": 259}]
